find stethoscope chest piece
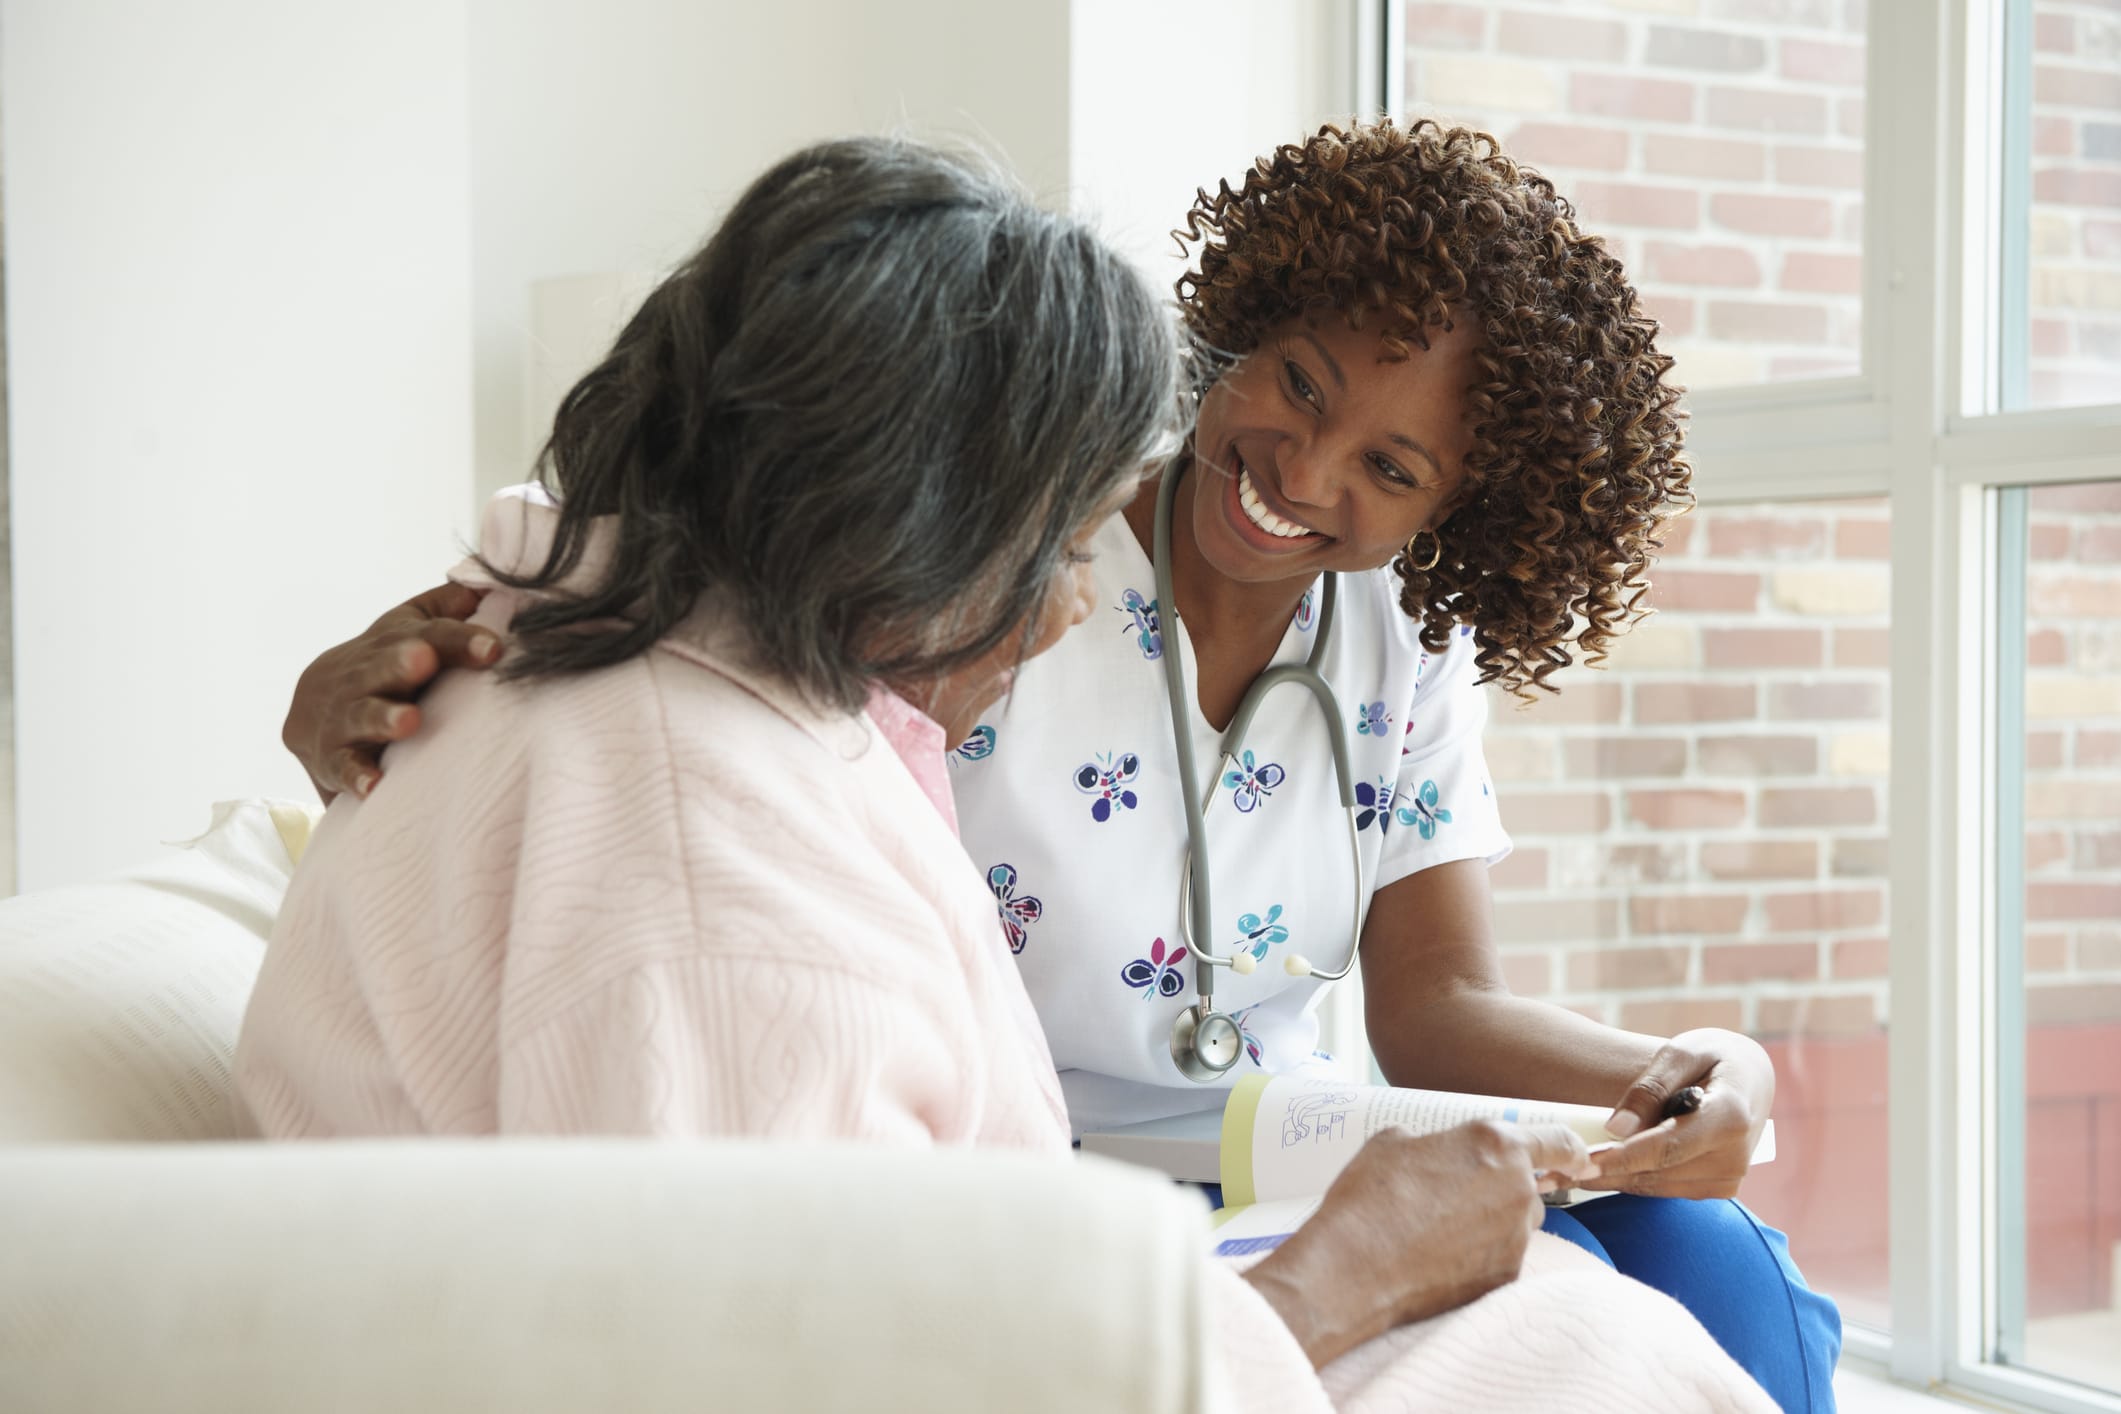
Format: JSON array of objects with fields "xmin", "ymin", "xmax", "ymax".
[{"xmin": 1169, "ymin": 1004, "xmax": 1243, "ymax": 1082}]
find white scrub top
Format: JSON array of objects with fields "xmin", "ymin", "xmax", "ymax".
[{"xmin": 952, "ymin": 512, "xmax": 1512, "ymax": 1133}]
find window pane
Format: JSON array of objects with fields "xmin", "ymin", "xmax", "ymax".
[
  {"xmin": 1486, "ymin": 498, "xmax": 1892, "ymax": 1330},
  {"xmin": 1401, "ymin": 2, "xmax": 1866, "ymax": 390},
  {"xmin": 2009, "ymin": 1, "xmax": 2121, "ymax": 411},
  {"xmin": 1996, "ymin": 480, "xmax": 2121, "ymax": 1393}
]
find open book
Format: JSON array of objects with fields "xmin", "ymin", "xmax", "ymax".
[{"xmin": 1195, "ymin": 1075, "xmax": 1772, "ymax": 1258}]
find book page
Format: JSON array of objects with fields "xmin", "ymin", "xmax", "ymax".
[{"xmin": 1219, "ymin": 1074, "xmax": 1617, "ymax": 1208}]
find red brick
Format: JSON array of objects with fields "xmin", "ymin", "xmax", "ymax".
[
  {"xmin": 1757, "ymin": 993, "xmax": 1878, "ymax": 1039},
  {"xmin": 2025, "ymin": 827, "xmax": 2069, "ymax": 871},
  {"xmin": 1650, "ymin": 569, "xmax": 1762, "ymax": 611},
  {"xmin": 1781, "ymin": 251, "xmax": 1863, "ymax": 294},
  {"xmin": 2077, "ymin": 730, "xmax": 2121, "ymax": 767},
  {"xmin": 1705, "ymin": 86, "xmax": 1829, "ymax": 136},
  {"xmin": 1767, "ymin": 680, "xmax": 1885, "ymax": 721},
  {"xmin": 1628, "ymin": 789, "xmax": 1748, "ymax": 829},
  {"xmin": 1500, "ymin": 789, "xmax": 1613, "ymax": 834},
  {"xmin": 1839, "ymin": 96, "xmax": 1865, "ymax": 140},
  {"xmin": 1507, "ymin": 122, "xmax": 1630, "ymax": 172},
  {"xmin": 1646, "ymin": 25, "xmax": 1767, "ymax": 72},
  {"xmin": 1644, "ymin": 241, "xmax": 1764, "ymax": 287},
  {"xmin": 2031, "ymin": 317, "xmax": 2071, "ymax": 358},
  {"xmin": 1831, "ymin": 936, "xmax": 1890, "ymax": 979},
  {"xmin": 1568, "ymin": 945, "xmax": 1693, "ymax": 989},
  {"xmin": 1696, "ymin": 735, "xmax": 1820, "ymax": 776},
  {"xmin": 1494, "ymin": 896, "xmax": 1622, "ymax": 945},
  {"xmin": 1712, "ymin": 192, "xmax": 1836, "ymax": 238},
  {"xmin": 2080, "ymin": 525, "xmax": 2121, "ymax": 563},
  {"xmin": 2026, "ymin": 931, "xmax": 2070, "ymax": 972},
  {"xmin": 1489, "ymin": 846, "xmax": 1548, "ymax": 892},
  {"xmin": 1621, "ymin": 998, "xmax": 1745, "ymax": 1036},
  {"xmin": 1830, "ymin": 837, "xmax": 1889, "ymax": 878},
  {"xmin": 1501, "ymin": 949, "xmax": 1554, "ymax": 994},
  {"xmin": 2026, "ymin": 882, "xmax": 2121, "ymax": 921},
  {"xmin": 2075, "ymin": 829, "xmax": 2121, "ymax": 870},
  {"xmin": 2026, "ymin": 729, "xmax": 2065, "ymax": 768},
  {"xmin": 2035, "ymin": 12, "xmax": 2076, "ymax": 53},
  {"xmin": 1775, "ymin": 145, "xmax": 1865, "ymax": 190},
  {"xmin": 2027, "ymin": 984, "xmax": 2121, "ymax": 1026},
  {"xmin": 2085, "ymin": 219, "xmax": 2121, "ymax": 262},
  {"xmin": 1760, "ymin": 786, "xmax": 1878, "ymax": 827},
  {"xmin": 2027, "ymin": 629, "xmax": 2067, "ymax": 668},
  {"xmin": 2029, "ymin": 574, "xmax": 2121, "ymax": 617},
  {"xmin": 1642, "ymin": 133, "xmax": 1767, "ymax": 182},
  {"xmin": 1631, "ymin": 895, "xmax": 1749, "ymax": 936},
  {"xmin": 1637, "ymin": 289, "xmax": 1697, "ymax": 339},
  {"xmin": 1498, "ymin": 9, "xmax": 1627, "ymax": 62},
  {"xmin": 1706, "ymin": 515, "xmax": 1827, "ymax": 560},
  {"xmin": 1702, "ymin": 942, "xmax": 1820, "ymax": 984},
  {"xmin": 2032, "ymin": 168, "xmax": 2121, "ymax": 208},
  {"xmin": 2034, "ymin": 116, "xmax": 2076, "ymax": 158},
  {"xmin": 2029, "ymin": 482, "xmax": 2121, "ymax": 513},
  {"xmin": 1572, "ymin": 73, "xmax": 1696, "ymax": 123},
  {"xmin": 1573, "ymin": 181, "xmax": 1701, "ymax": 230},
  {"xmin": 1601, "ymin": 842, "xmax": 1689, "ymax": 885},
  {"xmin": 1834, "ymin": 517, "xmax": 1891, "ymax": 559},
  {"xmin": 1659, "ymin": 515, "xmax": 1698, "ymax": 557},
  {"xmin": 1494, "ymin": 681, "xmax": 1624, "ymax": 726},
  {"xmin": 1564, "ymin": 736, "xmax": 1691, "ymax": 779},
  {"xmin": 2080, "ymin": 929, "xmax": 2121, "ymax": 970},
  {"xmin": 1701, "ymin": 839, "xmax": 1819, "ymax": 879},
  {"xmin": 1780, "ymin": 37, "xmax": 1866, "ymax": 86},
  {"xmin": 1765, "ymin": 887, "xmax": 1883, "ymax": 932},
  {"xmin": 2035, "ymin": 64, "xmax": 2121, "ymax": 110},
  {"xmin": 1709, "ymin": 300, "xmax": 1831, "ymax": 342},
  {"xmin": 1406, "ymin": 3, "xmax": 1487, "ymax": 48},
  {"xmin": 2029, "ymin": 521, "xmax": 2071, "ymax": 560},
  {"xmin": 1835, "ymin": 628, "xmax": 1890, "ymax": 668},
  {"xmin": 1633, "ymin": 682, "xmax": 1758, "ymax": 724},
  {"xmin": 1704, "ymin": 627, "xmax": 1824, "ymax": 669}
]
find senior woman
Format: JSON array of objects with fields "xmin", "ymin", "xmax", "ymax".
[{"xmin": 270, "ymin": 125, "xmax": 1808, "ymax": 1408}]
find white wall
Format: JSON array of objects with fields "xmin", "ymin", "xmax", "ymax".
[
  {"xmin": 3, "ymin": 1, "xmax": 478, "ymax": 889},
  {"xmin": 3, "ymin": 0, "xmax": 1352, "ymax": 890}
]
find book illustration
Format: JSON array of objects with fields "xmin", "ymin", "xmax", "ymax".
[{"xmin": 1280, "ymin": 1090, "xmax": 1357, "ymax": 1149}]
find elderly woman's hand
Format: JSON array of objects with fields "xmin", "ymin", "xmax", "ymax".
[
  {"xmin": 283, "ymin": 583, "xmax": 499, "ymax": 804},
  {"xmin": 1240, "ymin": 1120, "xmax": 1593, "ymax": 1369},
  {"xmin": 1582, "ymin": 1028, "xmax": 1776, "ymax": 1200}
]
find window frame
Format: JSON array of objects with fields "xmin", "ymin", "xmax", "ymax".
[{"xmin": 1371, "ymin": 2, "xmax": 2121, "ymax": 1407}]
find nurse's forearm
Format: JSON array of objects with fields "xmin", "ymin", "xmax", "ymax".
[{"xmin": 1366, "ymin": 984, "xmax": 1662, "ymax": 1108}]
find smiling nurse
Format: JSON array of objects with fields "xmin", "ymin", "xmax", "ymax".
[{"xmin": 279, "ymin": 120, "xmax": 1841, "ymax": 1411}]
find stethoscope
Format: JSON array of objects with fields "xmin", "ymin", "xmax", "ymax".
[{"xmin": 1152, "ymin": 460, "xmax": 1368, "ymax": 1083}]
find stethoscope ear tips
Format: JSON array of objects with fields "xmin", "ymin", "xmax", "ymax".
[
  {"xmin": 1284, "ymin": 956, "xmax": 1313, "ymax": 978},
  {"xmin": 1231, "ymin": 953, "xmax": 1256, "ymax": 976}
]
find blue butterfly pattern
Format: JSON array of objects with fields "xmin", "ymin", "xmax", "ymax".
[
  {"xmin": 987, "ymin": 864, "xmax": 1043, "ymax": 954},
  {"xmin": 1233, "ymin": 904, "xmax": 1289, "ymax": 964},
  {"xmin": 1394, "ymin": 779, "xmax": 1454, "ymax": 840},
  {"xmin": 1074, "ymin": 751, "xmax": 1142, "ymax": 823},
  {"xmin": 1355, "ymin": 700, "xmax": 1393, "ymax": 736},
  {"xmin": 1354, "ymin": 778, "xmax": 1396, "ymax": 835},
  {"xmin": 1118, "ymin": 589, "xmax": 1162, "ymax": 660},
  {"xmin": 1121, "ymin": 937, "xmax": 1189, "ymax": 999},
  {"xmin": 1222, "ymin": 750, "xmax": 1285, "ymax": 814},
  {"xmin": 1293, "ymin": 587, "xmax": 1316, "ymax": 633},
  {"xmin": 1233, "ymin": 1004, "xmax": 1265, "ymax": 1066},
  {"xmin": 950, "ymin": 725, "xmax": 996, "ymax": 765}
]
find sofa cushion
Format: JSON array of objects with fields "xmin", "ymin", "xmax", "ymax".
[{"xmin": 0, "ymin": 800, "xmax": 310, "ymax": 1141}]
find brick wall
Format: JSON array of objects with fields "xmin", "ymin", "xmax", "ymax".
[{"xmin": 1406, "ymin": 0, "xmax": 2121, "ymax": 405}]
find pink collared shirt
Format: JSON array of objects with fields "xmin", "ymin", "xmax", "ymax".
[{"xmin": 862, "ymin": 685, "xmax": 957, "ymax": 837}]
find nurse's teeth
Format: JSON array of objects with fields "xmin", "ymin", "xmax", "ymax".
[{"xmin": 1238, "ymin": 468, "xmax": 1313, "ymax": 539}]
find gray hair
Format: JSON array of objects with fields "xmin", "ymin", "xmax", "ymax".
[{"xmin": 489, "ymin": 135, "xmax": 1184, "ymax": 712}]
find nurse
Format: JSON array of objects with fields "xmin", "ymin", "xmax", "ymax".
[{"xmin": 279, "ymin": 120, "xmax": 1840, "ymax": 1410}]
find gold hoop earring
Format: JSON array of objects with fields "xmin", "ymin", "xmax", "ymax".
[{"xmin": 1406, "ymin": 529, "xmax": 1442, "ymax": 573}]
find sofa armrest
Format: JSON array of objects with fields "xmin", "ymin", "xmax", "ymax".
[{"xmin": 0, "ymin": 1140, "xmax": 1213, "ymax": 1413}]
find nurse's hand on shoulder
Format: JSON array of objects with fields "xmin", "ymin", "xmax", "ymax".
[
  {"xmin": 283, "ymin": 583, "xmax": 497, "ymax": 804},
  {"xmin": 1241, "ymin": 1120, "xmax": 1593, "ymax": 1370},
  {"xmin": 1583, "ymin": 1027, "xmax": 1776, "ymax": 1201}
]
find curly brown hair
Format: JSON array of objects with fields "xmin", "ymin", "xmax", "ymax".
[{"xmin": 1176, "ymin": 118, "xmax": 1691, "ymax": 698}]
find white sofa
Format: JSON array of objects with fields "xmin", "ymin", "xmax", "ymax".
[{"xmin": 0, "ymin": 803, "xmax": 1215, "ymax": 1413}]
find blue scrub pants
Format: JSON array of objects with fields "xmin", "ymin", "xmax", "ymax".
[{"xmin": 1541, "ymin": 1195, "xmax": 1841, "ymax": 1414}]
